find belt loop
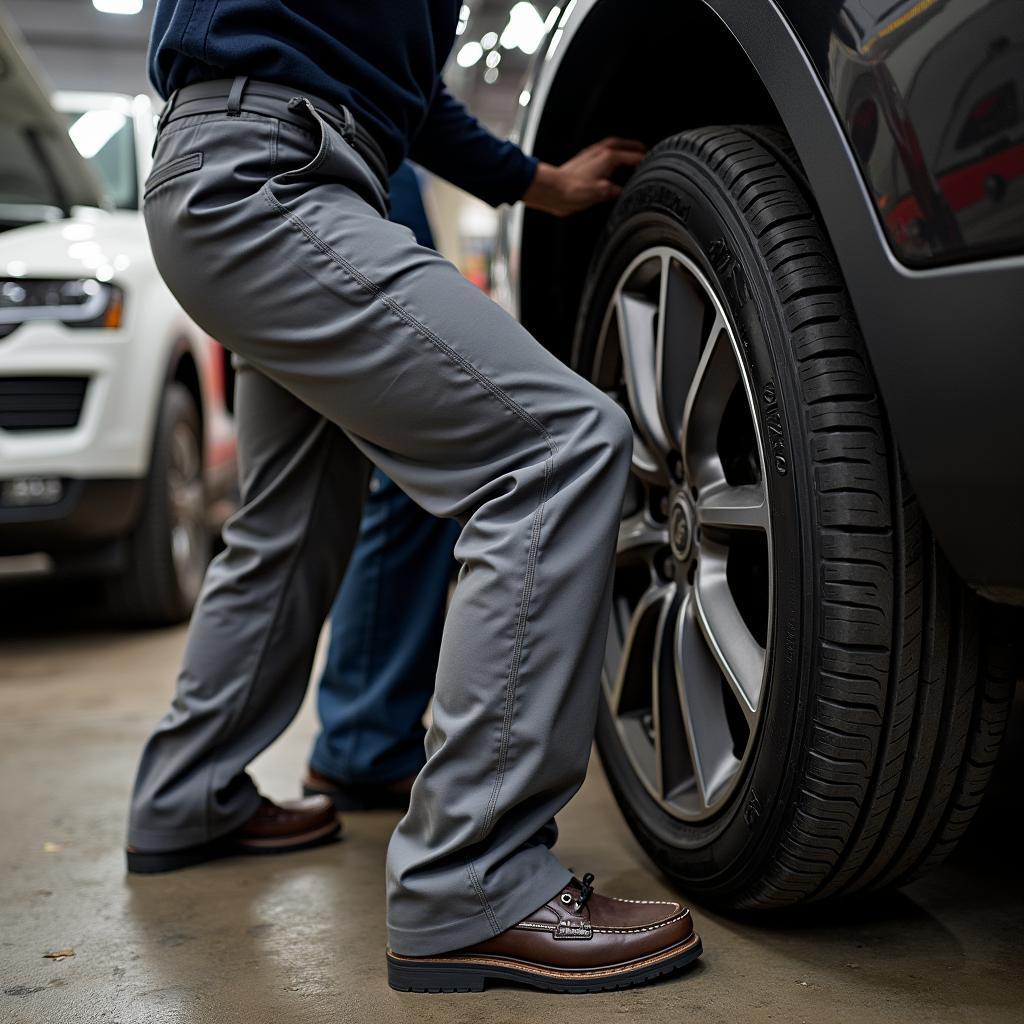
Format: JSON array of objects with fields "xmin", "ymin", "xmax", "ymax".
[
  {"xmin": 153, "ymin": 88, "xmax": 178, "ymax": 155},
  {"xmin": 336, "ymin": 103, "xmax": 355, "ymax": 141},
  {"xmin": 226, "ymin": 75, "xmax": 248, "ymax": 116}
]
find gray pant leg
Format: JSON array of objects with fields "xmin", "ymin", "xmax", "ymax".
[
  {"xmin": 128, "ymin": 363, "xmax": 369, "ymax": 850},
  {"xmin": 139, "ymin": 108, "xmax": 633, "ymax": 955}
]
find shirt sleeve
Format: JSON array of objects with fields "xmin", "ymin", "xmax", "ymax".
[{"xmin": 408, "ymin": 81, "xmax": 538, "ymax": 207}]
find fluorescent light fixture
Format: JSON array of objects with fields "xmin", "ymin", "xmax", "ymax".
[
  {"xmin": 456, "ymin": 41, "xmax": 483, "ymax": 68},
  {"xmin": 500, "ymin": 2, "xmax": 546, "ymax": 54},
  {"xmin": 93, "ymin": 0, "xmax": 143, "ymax": 13},
  {"xmin": 68, "ymin": 110, "xmax": 127, "ymax": 159}
]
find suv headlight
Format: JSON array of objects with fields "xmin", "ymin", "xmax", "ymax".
[{"xmin": 0, "ymin": 278, "xmax": 124, "ymax": 337}]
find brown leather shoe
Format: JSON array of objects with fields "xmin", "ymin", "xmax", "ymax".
[
  {"xmin": 125, "ymin": 795, "xmax": 340, "ymax": 873},
  {"xmin": 302, "ymin": 766, "xmax": 416, "ymax": 811},
  {"xmin": 386, "ymin": 874, "xmax": 702, "ymax": 993}
]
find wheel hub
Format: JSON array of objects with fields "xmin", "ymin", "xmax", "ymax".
[{"xmin": 668, "ymin": 490, "xmax": 694, "ymax": 563}]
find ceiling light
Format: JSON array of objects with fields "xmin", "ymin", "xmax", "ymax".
[
  {"xmin": 93, "ymin": 0, "xmax": 144, "ymax": 13},
  {"xmin": 500, "ymin": 2, "xmax": 546, "ymax": 55},
  {"xmin": 456, "ymin": 41, "xmax": 483, "ymax": 68}
]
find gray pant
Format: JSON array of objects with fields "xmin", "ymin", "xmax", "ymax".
[{"xmin": 128, "ymin": 102, "xmax": 633, "ymax": 956}]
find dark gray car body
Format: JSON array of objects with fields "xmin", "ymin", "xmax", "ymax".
[{"xmin": 497, "ymin": 0, "xmax": 1024, "ymax": 602}]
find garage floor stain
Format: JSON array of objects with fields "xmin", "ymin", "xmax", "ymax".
[{"xmin": 1, "ymin": 578, "xmax": 1022, "ymax": 1024}]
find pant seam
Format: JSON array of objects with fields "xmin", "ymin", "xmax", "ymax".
[
  {"xmin": 260, "ymin": 183, "xmax": 559, "ymax": 928},
  {"xmin": 477, "ymin": 450, "xmax": 552, "ymax": 840},
  {"xmin": 202, "ymin": 421, "xmax": 336, "ymax": 837},
  {"xmin": 466, "ymin": 858, "xmax": 501, "ymax": 936}
]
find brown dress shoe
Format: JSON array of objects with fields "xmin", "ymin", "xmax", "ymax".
[
  {"xmin": 386, "ymin": 874, "xmax": 702, "ymax": 993},
  {"xmin": 125, "ymin": 795, "xmax": 340, "ymax": 873},
  {"xmin": 302, "ymin": 766, "xmax": 416, "ymax": 811}
]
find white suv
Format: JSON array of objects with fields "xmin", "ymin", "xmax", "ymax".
[{"xmin": 0, "ymin": 22, "xmax": 236, "ymax": 623}]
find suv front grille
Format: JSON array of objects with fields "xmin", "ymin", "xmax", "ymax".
[{"xmin": 0, "ymin": 377, "xmax": 89, "ymax": 431}]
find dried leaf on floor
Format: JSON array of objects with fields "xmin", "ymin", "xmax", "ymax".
[
  {"xmin": 43, "ymin": 949, "xmax": 75, "ymax": 961},
  {"xmin": 42, "ymin": 842, "xmax": 64, "ymax": 853}
]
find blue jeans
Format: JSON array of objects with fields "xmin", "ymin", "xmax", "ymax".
[{"xmin": 309, "ymin": 469, "xmax": 459, "ymax": 784}]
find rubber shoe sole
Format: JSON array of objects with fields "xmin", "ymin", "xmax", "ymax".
[
  {"xmin": 125, "ymin": 819, "xmax": 341, "ymax": 874},
  {"xmin": 386, "ymin": 931, "xmax": 702, "ymax": 993}
]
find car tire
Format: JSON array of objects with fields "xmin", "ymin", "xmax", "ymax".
[
  {"xmin": 105, "ymin": 382, "xmax": 209, "ymax": 626},
  {"xmin": 573, "ymin": 125, "xmax": 1014, "ymax": 908}
]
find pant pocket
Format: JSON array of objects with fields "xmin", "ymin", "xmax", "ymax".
[
  {"xmin": 143, "ymin": 151, "xmax": 204, "ymax": 198},
  {"xmin": 268, "ymin": 103, "xmax": 387, "ymax": 214},
  {"xmin": 274, "ymin": 99, "xmax": 333, "ymax": 181}
]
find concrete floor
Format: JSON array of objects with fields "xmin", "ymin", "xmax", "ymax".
[{"xmin": 2, "ymin": 578, "xmax": 1023, "ymax": 1024}]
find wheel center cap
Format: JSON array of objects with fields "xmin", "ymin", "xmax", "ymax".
[{"xmin": 669, "ymin": 492, "xmax": 694, "ymax": 562}]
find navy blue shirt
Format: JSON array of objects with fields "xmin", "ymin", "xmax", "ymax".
[{"xmin": 148, "ymin": 1, "xmax": 538, "ymax": 207}]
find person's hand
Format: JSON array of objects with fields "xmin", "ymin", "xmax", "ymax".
[{"xmin": 522, "ymin": 137, "xmax": 646, "ymax": 217}]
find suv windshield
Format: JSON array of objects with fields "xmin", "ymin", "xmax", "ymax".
[
  {"xmin": 64, "ymin": 107, "xmax": 138, "ymax": 211},
  {"xmin": 0, "ymin": 121, "xmax": 65, "ymax": 207}
]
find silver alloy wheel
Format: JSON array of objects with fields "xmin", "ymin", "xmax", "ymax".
[
  {"xmin": 168, "ymin": 419, "xmax": 205, "ymax": 604},
  {"xmin": 594, "ymin": 247, "xmax": 773, "ymax": 822}
]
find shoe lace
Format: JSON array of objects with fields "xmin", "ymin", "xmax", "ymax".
[{"xmin": 574, "ymin": 872, "xmax": 595, "ymax": 912}]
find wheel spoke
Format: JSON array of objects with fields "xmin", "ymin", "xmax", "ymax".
[
  {"xmin": 617, "ymin": 289, "xmax": 674, "ymax": 464},
  {"xmin": 692, "ymin": 541, "xmax": 763, "ymax": 720},
  {"xmin": 697, "ymin": 479, "xmax": 768, "ymax": 532},
  {"xmin": 617, "ymin": 508, "xmax": 668, "ymax": 566},
  {"xmin": 656, "ymin": 253, "xmax": 707, "ymax": 447},
  {"xmin": 651, "ymin": 590, "xmax": 696, "ymax": 801},
  {"xmin": 675, "ymin": 592, "xmax": 743, "ymax": 809},
  {"xmin": 630, "ymin": 434, "xmax": 664, "ymax": 485},
  {"xmin": 172, "ymin": 425, "xmax": 200, "ymax": 480},
  {"xmin": 607, "ymin": 582, "xmax": 674, "ymax": 718},
  {"xmin": 680, "ymin": 311, "xmax": 735, "ymax": 489}
]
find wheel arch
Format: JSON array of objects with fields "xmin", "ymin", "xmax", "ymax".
[
  {"xmin": 168, "ymin": 341, "xmax": 204, "ymax": 450},
  {"xmin": 516, "ymin": 0, "xmax": 865, "ymax": 362},
  {"xmin": 161, "ymin": 335, "xmax": 203, "ymax": 452},
  {"xmin": 515, "ymin": 0, "xmax": 1024, "ymax": 596}
]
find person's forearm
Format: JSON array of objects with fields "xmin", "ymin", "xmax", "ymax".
[{"xmin": 409, "ymin": 84, "xmax": 539, "ymax": 207}]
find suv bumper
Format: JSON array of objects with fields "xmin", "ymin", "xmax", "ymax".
[
  {"xmin": 0, "ymin": 477, "xmax": 144, "ymax": 556},
  {"xmin": 0, "ymin": 320, "xmax": 157, "ymax": 479}
]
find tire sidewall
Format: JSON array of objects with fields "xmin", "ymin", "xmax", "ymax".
[
  {"xmin": 112, "ymin": 382, "xmax": 207, "ymax": 625},
  {"xmin": 576, "ymin": 148, "xmax": 814, "ymax": 899},
  {"xmin": 157, "ymin": 384, "xmax": 206, "ymax": 611}
]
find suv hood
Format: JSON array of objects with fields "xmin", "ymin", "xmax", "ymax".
[{"xmin": 0, "ymin": 209, "xmax": 151, "ymax": 280}]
